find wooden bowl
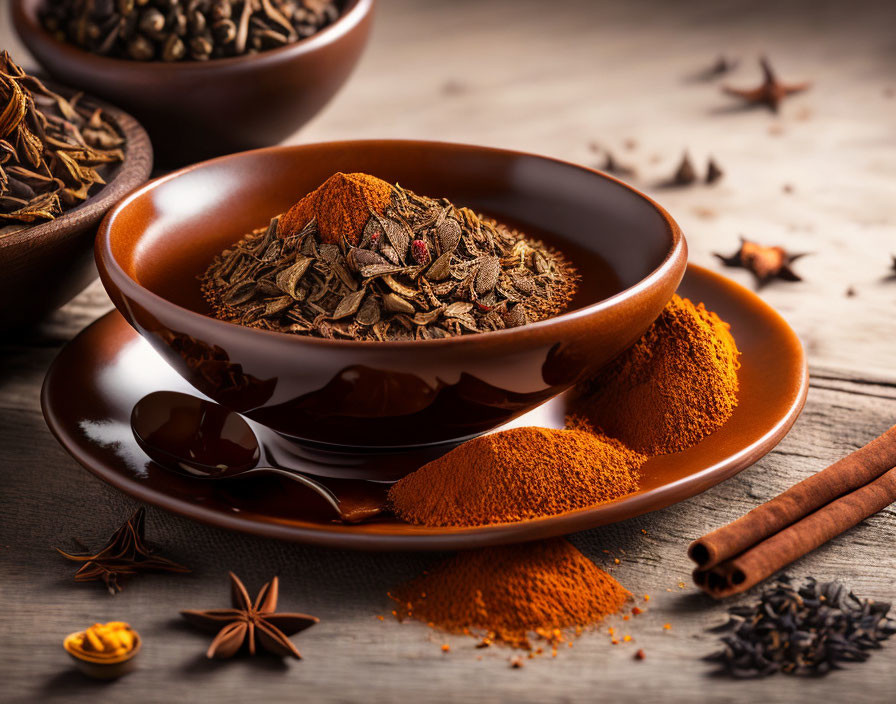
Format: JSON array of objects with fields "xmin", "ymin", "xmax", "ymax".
[
  {"xmin": 95, "ymin": 140, "xmax": 687, "ymax": 449},
  {"xmin": 12, "ymin": 0, "xmax": 375, "ymax": 167},
  {"xmin": 0, "ymin": 90, "xmax": 152, "ymax": 332}
]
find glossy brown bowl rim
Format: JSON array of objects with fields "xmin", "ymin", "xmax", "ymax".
[
  {"xmin": 96, "ymin": 139, "xmax": 687, "ymax": 350},
  {"xmin": 14, "ymin": 0, "xmax": 373, "ymax": 72},
  {"xmin": 0, "ymin": 83, "xmax": 153, "ymax": 251}
]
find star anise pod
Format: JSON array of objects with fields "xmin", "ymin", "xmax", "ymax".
[
  {"xmin": 723, "ymin": 57, "xmax": 810, "ymax": 112},
  {"xmin": 715, "ymin": 237, "xmax": 807, "ymax": 287},
  {"xmin": 181, "ymin": 572, "xmax": 318, "ymax": 659},
  {"xmin": 56, "ymin": 507, "xmax": 189, "ymax": 594}
]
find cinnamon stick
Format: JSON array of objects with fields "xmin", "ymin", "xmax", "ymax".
[{"xmin": 690, "ymin": 425, "xmax": 896, "ymax": 598}]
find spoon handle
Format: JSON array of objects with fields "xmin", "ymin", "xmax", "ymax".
[{"xmin": 247, "ymin": 467, "xmax": 341, "ymax": 514}]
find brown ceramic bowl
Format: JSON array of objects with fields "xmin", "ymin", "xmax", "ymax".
[
  {"xmin": 96, "ymin": 140, "xmax": 687, "ymax": 449},
  {"xmin": 0, "ymin": 89, "xmax": 152, "ymax": 331},
  {"xmin": 12, "ymin": 0, "xmax": 375, "ymax": 167}
]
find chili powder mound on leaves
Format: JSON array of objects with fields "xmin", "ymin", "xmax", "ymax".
[
  {"xmin": 388, "ymin": 427, "xmax": 645, "ymax": 528},
  {"xmin": 277, "ymin": 172, "xmax": 394, "ymax": 245},
  {"xmin": 389, "ymin": 539, "xmax": 630, "ymax": 650},
  {"xmin": 569, "ymin": 294, "xmax": 740, "ymax": 455}
]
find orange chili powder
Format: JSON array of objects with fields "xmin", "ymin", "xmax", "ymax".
[
  {"xmin": 388, "ymin": 426, "xmax": 645, "ymax": 527},
  {"xmin": 389, "ymin": 539, "xmax": 630, "ymax": 650},
  {"xmin": 277, "ymin": 172, "xmax": 394, "ymax": 245},
  {"xmin": 569, "ymin": 294, "xmax": 740, "ymax": 455}
]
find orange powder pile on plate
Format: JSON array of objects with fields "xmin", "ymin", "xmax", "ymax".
[
  {"xmin": 570, "ymin": 294, "xmax": 740, "ymax": 455},
  {"xmin": 388, "ymin": 426, "xmax": 646, "ymax": 527}
]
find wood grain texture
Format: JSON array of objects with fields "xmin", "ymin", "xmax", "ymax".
[{"xmin": 1, "ymin": 0, "xmax": 895, "ymax": 701}]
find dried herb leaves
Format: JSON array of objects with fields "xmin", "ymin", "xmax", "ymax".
[
  {"xmin": 0, "ymin": 51, "xmax": 124, "ymax": 237},
  {"xmin": 201, "ymin": 181, "xmax": 579, "ymax": 341}
]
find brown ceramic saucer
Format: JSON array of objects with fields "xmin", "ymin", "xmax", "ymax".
[{"xmin": 41, "ymin": 264, "xmax": 807, "ymax": 550}]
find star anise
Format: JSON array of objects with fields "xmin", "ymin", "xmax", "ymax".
[
  {"xmin": 715, "ymin": 237, "xmax": 807, "ymax": 287},
  {"xmin": 56, "ymin": 507, "xmax": 189, "ymax": 594},
  {"xmin": 181, "ymin": 572, "xmax": 318, "ymax": 659},
  {"xmin": 723, "ymin": 57, "xmax": 810, "ymax": 112}
]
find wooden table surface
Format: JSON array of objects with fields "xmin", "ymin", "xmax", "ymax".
[{"xmin": 2, "ymin": 0, "xmax": 896, "ymax": 701}]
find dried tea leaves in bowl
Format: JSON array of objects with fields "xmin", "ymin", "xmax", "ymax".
[
  {"xmin": 201, "ymin": 173, "xmax": 579, "ymax": 341},
  {"xmin": 0, "ymin": 52, "xmax": 124, "ymax": 237}
]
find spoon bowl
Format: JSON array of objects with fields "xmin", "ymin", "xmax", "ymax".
[{"xmin": 131, "ymin": 391, "xmax": 383, "ymax": 522}]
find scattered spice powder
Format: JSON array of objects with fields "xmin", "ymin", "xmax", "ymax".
[
  {"xmin": 389, "ymin": 539, "xmax": 629, "ymax": 650},
  {"xmin": 569, "ymin": 295, "xmax": 740, "ymax": 455},
  {"xmin": 388, "ymin": 427, "xmax": 645, "ymax": 527}
]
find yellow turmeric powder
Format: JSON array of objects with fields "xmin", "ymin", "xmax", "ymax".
[
  {"xmin": 569, "ymin": 294, "xmax": 740, "ymax": 455},
  {"xmin": 64, "ymin": 622, "xmax": 139, "ymax": 663}
]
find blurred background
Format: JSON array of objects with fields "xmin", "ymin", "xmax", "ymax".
[{"xmin": 3, "ymin": 0, "xmax": 895, "ymax": 369}]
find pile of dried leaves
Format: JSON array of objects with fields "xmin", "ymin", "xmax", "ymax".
[
  {"xmin": 0, "ymin": 51, "xmax": 124, "ymax": 237},
  {"xmin": 201, "ymin": 182, "xmax": 578, "ymax": 341}
]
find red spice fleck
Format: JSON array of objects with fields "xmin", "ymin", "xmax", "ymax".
[
  {"xmin": 632, "ymin": 607, "xmax": 643, "ymax": 616},
  {"xmin": 635, "ymin": 649, "xmax": 646, "ymax": 660},
  {"xmin": 412, "ymin": 239, "xmax": 430, "ymax": 264},
  {"xmin": 441, "ymin": 644, "xmax": 451, "ymax": 652},
  {"xmin": 663, "ymin": 623, "xmax": 671, "ymax": 630}
]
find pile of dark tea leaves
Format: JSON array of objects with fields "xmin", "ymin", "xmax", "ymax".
[
  {"xmin": 40, "ymin": 0, "xmax": 342, "ymax": 62},
  {"xmin": 201, "ymin": 183, "xmax": 578, "ymax": 341},
  {"xmin": 706, "ymin": 575, "xmax": 896, "ymax": 678},
  {"xmin": 0, "ymin": 51, "xmax": 124, "ymax": 237}
]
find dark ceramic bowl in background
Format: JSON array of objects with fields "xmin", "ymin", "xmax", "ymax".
[
  {"xmin": 12, "ymin": 0, "xmax": 374, "ymax": 167},
  {"xmin": 0, "ymin": 90, "xmax": 152, "ymax": 331},
  {"xmin": 96, "ymin": 140, "xmax": 687, "ymax": 449}
]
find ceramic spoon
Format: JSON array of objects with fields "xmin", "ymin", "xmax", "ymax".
[{"xmin": 130, "ymin": 391, "xmax": 384, "ymax": 523}]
